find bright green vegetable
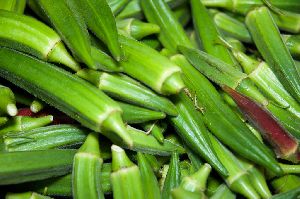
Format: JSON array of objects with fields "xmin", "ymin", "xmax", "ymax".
[
  {"xmin": 271, "ymin": 175, "xmax": 300, "ymax": 193},
  {"xmin": 0, "ymin": 85, "xmax": 17, "ymax": 116},
  {"xmin": 210, "ymin": 184, "xmax": 236, "ymax": 199},
  {"xmin": 107, "ymin": 0, "xmax": 129, "ymax": 15},
  {"xmin": 0, "ymin": 0, "xmax": 26, "ymax": 14},
  {"xmin": 282, "ymin": 34, "xmax": 300, "ymax": 59},
  {"xmin": 140, "ymin": 122, "xmax": 166, "ymax": 144},
  {"xmin": 5, "ymin": 192, "xmax": 52, "ymax": 199},
  {"xmin": 271, "ymin": 187, "xmax": 300, "ymax": 199}
]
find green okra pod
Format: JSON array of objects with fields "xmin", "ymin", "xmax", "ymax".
[
  {"xmin": 162, "ymin": 152, "xmax": 181, "ymax": 199},
  {"xmin": 111, "ymin": 145, "xmax": 144, "ymax": 199},
  {"xmin": 246, "ymin": 7, "xmax": 300, "ymax": 102},
  {"xmin": 77, "ymin": 69, "xmax": 177, "ymax": 116},
  {"xmin": 0, "ymin": 47, "xmax": 133, "ymax": 147},
  {"xmin": 282, "ymin": 34, "xmax": 300, "ymax": 59},
  {"xmin": 191, "ymin": 0, "xmax": 239, "ymax": 67},
  {"xmin": 0, "ymin": 85, "xmax": 17, "ymax": 116},
  {"xmin": 210, "ymin": 184, "xmax": 236, "ymax": 199},
  {"xmin": 271, "ymin": 175, "xmax": 300, "ymax": 193},
  {"xmin": 2, "ymin": 124, "xmax": 87, "ymax": 152},
  {"xmin": 171, "ymin": 54, "xmax": 282, "ymax": 174},
  {"xmin": 140, "ymin": 121, "xmax": 166, "ymax": 144},
  {"xmin": 117, "ymin": 18, "xmax": 160, "ymax": 40},
  {"xmin": 117, "ymin": 101, "xmax": 166, "ymax": 124},
  {"xmin": 0, "ymin": 149, "xmax": 76, "ymax": 185},
  {"xmin": 271, "ymin": 187, "xmax": 300, "ymax": 199},
  {"xmin": 0, "ymin": 0, "xmax": 26, "ymax": 14},
  {"xmin": 141, "ymin": 0, "xmax": 193, "ymax": 53},
  {"xmin": 170, "ymin": 91, "xmax": 227, "ymax": 176},
  {"xmin": 141, "ymin": 37, "xmax": 161, "ymax": 49},
  {"xmin": 69, "ymin": 0, "xmax": 123, "ymax": 61},
  {"xmin": 0, "ymin": 115, "xmax": 53, "ymax": 135},
  {"xmin": 107, "ymin": 0, "xmax": 130, "ymax": 15},
  {"xmin": 173, "ymin": 3, "xmax": 191, "ymax": 27},
  {"xmin": 206, "ymin": 177, "xmax": 222, "ymax": 197},
  {"xmin": 137, "ymin": 152, "xmax": 161, "ymax": 199},
  {"xmin": 72, "ymin": 133, "xmax": 104, "ymax": 199},
  {"xmin": 0, "ymin": 117, "xmax": 8, "ymax": 127},
  {"xmin": 5, "ymin": 192, "xmax": 52, "ymax": 199},
  {"xmin": 35, "ymin": 0, "xmax": 94, "ymax": 68},
  {"xmin": 118, "ymin": 35, "xmax": 184, "ymax": 95}
]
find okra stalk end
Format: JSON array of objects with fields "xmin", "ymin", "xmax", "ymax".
[
  {"xmin": 111, "ymin": 145, "xmax": 134, "ymax": 171},
  {"xmin": 161, "ymin": 72, "xmax": 185, "ymax": 95}
]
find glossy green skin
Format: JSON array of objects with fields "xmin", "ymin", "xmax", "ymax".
[
  {"xmin": 141, "ymin": 0, "xmax": 192, "ymax": 53},
  {"xmin": 171, "ymin": 54, "xmax": 282, "ymax": 175},
  {"xmin": 90, "ymin": 46, "xmax": 121, "ymax": 72},
  {"xmin": 5, "ymin": 192, "xmax": 51, "ymax": 199},
  {"xmin": 3, "ymin": 124, "xmax": 88, "ymax": 152},
  {"xmin": 137, "ymin": 153, "xmax": 161, "ymax": 199},
  {"xmin": 0, "ymin": 48, "xmax": 123, "ymax": 133},
  {"xmin": 170, "ymin": 92, "xmax": 227, "ymax": 176},
  {"xmin": 210, "ymin": 184, "xmax": 236, "ymax": 199},
  {"xmin": 0, "ymin": 149, "xmax": 76, "ymax": 185},
  {"xmin": 191, "ymin": 0, "xmax": 239, "ymax": 68},
  {"xmin": 271, "ymin": 187, "xmax": 300, "ymax": 199},
  {"xmin": 283, "ymin": 35, "xmax": 300, "ymax": 59},
  {"xmin": 246, "ymin": 7, "xmax": 300, "ymax": 102},
  {"xmin": 162, "ymin": 152, "xmax": 181, "ymax": 199},
  {"xmin": 0, "ymin": 85, "xmax": 15, "ymax": 115},
  {"xmin": 36, "ymin": 0, "xmax": 94, "ymax": 67},
  {"xmin": 71, "ymin": 0, "xmax": 123, "ymax": 61},
  {"xmin": 107, "ymin": 0, "xmax": 130, "ymax": 15},
  {"xmin": 119, "ymin": 35, "xmax": 184, "ymax": 95},
  {"xmin": 0, "ymin": 0, "xmax": 26, "ymax": 14}
]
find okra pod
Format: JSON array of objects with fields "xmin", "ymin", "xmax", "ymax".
[
  {"xmin": 0, "ymin": 0, "xmax": 26, "ymax": 14},
  {"xmin": 210, "ymin": 184, "xmax": 236, "ymax": 199},
  {"xmin": 107, "ymin": 0, "xmax": 130, "ymax": 15},
  {"xmin": 72, "ymin": 133, "xmax": 104, "ymax": 199},
  {"xmin": 0, "ymin": 47, "xmax": 133, "ymax": 146},
  {"xmin": 0, "ymin": 117, "xmax": 8, "ymax": 127},
  {"xmin": 137, "ymin": 152, "xmax": 161, "ymax": 199},
  {"xmin": 246, "ymin": 7, "xmax": 300, "ymax": 102},
  {"xmin": 5, "ymin": 192, "xmax": 52, "ymax": 199},
  {"xmin": 271, "ymin": 187, "xmax": 300, "ymax": 199},
  {"xmin": 226, "ymin": 37, "xmax": 246, "ymax": 53},
  {"xmin": 77, "ymin": 69, "xmax": 178, "ymax": 116},
  {"xmin": 35, "ymin": 0, "xmax": 94, "ymax": 68},
  {"xmin": 171, "ymin": 53, "xmax": 281, "ymax": 174},
  {"xmin": 111, "ymin": 145, "xmax": 144, "ymax": 199},
  {"xmin": 141, "ymin": 0, "xmax": 193, "ymax": 53},
  {"xmin": 0, "ymin": 85, "xmax": 17, "ymax": 116},
  {"xmin": 271, "ymin": 175, "xmax": 300, "ymax": 193},
  {"xmin": 118, "ymin": 35, "xmax": 184, "ymax": 95},
  {"xmin": 3, "ymin": 124, "xmax": 87, "ymax": 152},
  {"xmin": 141, "ymin": 37, "xmax": 161, "ymax": 49},
  {"xmin": 282, "ymin": 34, "xmax": 300, "ymax": 59},
  {"xmin": 140, "ymin": 121, "xmax": 166, "ymax": 144},
  {"xmin": 117, "ymin": 101, "xmax": 166, "ymax": 124},
  {"xmin": 173, "ymin": 3, "xmax": 191, "ymax": 27},
  {"xmin": 170, "ymin": 91, "xmax": 228, "ymax": 176},
  {"xmin": 0, "ymin": 149, "xmax": 76, "ymax": 185},
  {"xmin": 162, "ymin": 152, "xmax": 181, "ymax": 199}
]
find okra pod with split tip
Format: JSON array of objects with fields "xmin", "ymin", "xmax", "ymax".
[
  {"xmin": 141, "ymin": 0, "xmax": 193, "ymax": 53},
  {"xmin": 117, "ymin": 18, "xmax": 160, "ymax": 40},
  {"xmin": 0, "ymin": 115, "xmax": 53, "ymax": 135},
  {"xmin": 246, "ymin": 7, "xmax": 300, "ymax": 102},
  {"xmin": 170, "ymin": 91, "xmax": 228, "ymax": 176},
  {"xmin": 0, "ymin": 48, "xmax": 133, "ymax": 147},
  {"xmin": 0, "ymin": 149, "xmax": 76, "ymax": 185},
  {"xmin": 171, "ymin": 54, "xmax": 282, "ymax": 174},
  {"xmin": 140, "ymin": 121, "xmax": 166, "ymax": 144},
  {"xmin": 5, "ymin": 192, "xmax": 52, "ymax": 199},
  {"xmin": 271, "ymin": 175, "xmax": 300, "ymax": 193},
  {"xmin": 76, "ymin": 69, "xmax": 178, "ymax": 116},
  {"xmin": 2, "ymin": 124, "xmax": 88, "ymax": 152},
  {"xmin": 111, "ymin": 145, "xmax": 144, "ymax": 199},
  {"xmin": 282, "ymin": 34, "xmax": 300, "ymax": 59},
  {"xmin": 191, "ymin": 0, "xmax": 240, "ymax": 68},
  {"xmin": 107, "ymin": 0, "xmax": 130, "ymax": 15},
  {"xmin": 118, "ymin": 35, "xmax": 185, "ymax": 95},
  {"xmin": 171, "ymin": 163, "xmax": 211, "ymax": 199},
  {"xmin": 0, "ymin": 85, "xmax": 17, "ymax": 116},
  {"xmin": 104, "ymin": 125, "xmax": 185, "ymax": 156},
  {"xmin": 0, "ymin": 0, "xmax": 26, "ymax": 14},
  {"xmin": 117, "ymin": 101, "xmax": 166, "ymax": 124},
  {"xmin": 137, "ymin": 152, "xmax": 161, "ymax": 199},
  {"xmin": 162, "ymin": 152, "xmax": 181, "ymax": 199},
  {"xmin": 69, "ymin": 0, "xmax": 124, "ymax": 61},
  {"xmin": 271, "ymin": 187, "xmax": 300, "ymax": 199},
  {"xmin": 210, "ymin": 184, "xmax": 236, "ymax": 199},
  {"xmin": 72, "ymin": 133, "xmax": 104, "ymax": 199},
  {"xmin": 35, "ymin": 0, "xmax": 94, "ymax": 68}
]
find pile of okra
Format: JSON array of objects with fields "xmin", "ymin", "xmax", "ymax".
[{"xmin": 0, "ymin": 0, "xmax": 300, "ymax": 198}]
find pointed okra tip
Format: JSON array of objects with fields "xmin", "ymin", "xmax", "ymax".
[
  {"xmin": 111, "ymin": 145, "xmax": 134, "ymax": 172},
  {"xmin": 7, "ymin": 104, "xmax": 17, "ymax": 116}
]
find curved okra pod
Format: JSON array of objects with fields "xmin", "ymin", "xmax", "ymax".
[
  {"xmin": 141, "ymin": 0, "xmax": 193, "ymax": 53},
  {"xmin": 2, "ymin": 124, "xmax": 88, "ymax": 152},
  {"xmin": 0, "ymin": 85, "xmax": 17, "ymax": 116},
  {"xmin": 111, "ymin": 145, "xmax": 144, "ymax": 199},
  {"xmin": 191, "ymin": 0, "xmax": 240, "ymax": 67},
  {"xmin": 137, "ymin": 152, "xmax": 161, "ymax": 199},
  {"xmin": 246, "ymin": 7, "xmax": 300, "ymax": 102},
  {"xmin": 69, "ymin": 0, "xmax": 123, "ymax": 61},
  {"xmin": 0, "ymin": 48, "xmax": 133, "ymax": 147},
  {"xmin": 118, "ymin": 35, "xmax": 184, "ymax": 95},
  {"xmin": 0, "ymin": 115, "xmax": 53, "ymax": 135},
  {"xmin": 76, "ymin": 69, "xmax": 178, "ymax": 116},
  {"xmin": 162, "ymin": 152, "xmax": 181, "ymax": 199},
  {"xmin": 117, "ymin": 101, "xmax": 166, "ymax": 124},
  {"xmin": 0, "ymin": 149, "xmax": 76, "ymax": 185},
  {"xmin": 117, "ymin": 18, "xmax": 160, "ymax": 40},
  {"xmin": 72, "ymin": 133, "xmax": 104, "ymax": 199},
  {"xmin": 35, "ymin": 0, "xmax": 94, "ymax": 68},
  {"xmin": 171, "ymin": 163, "xmax": 211, "ymax": 199},
  {"xmin": 107, "ymin": 0, "xmax": 130, "ymax": 15},
  {"xmin": 171, "ymin": 54, "xmax": 282, "ymax": 175},
  {"xmin": 169, "ymin": 91, "xmax": 228, "ymax": 176},
  {"xmin": 0, "ymin": 0, "xmax": 26, "ymax": 14}
]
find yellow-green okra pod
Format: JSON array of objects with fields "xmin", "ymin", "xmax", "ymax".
[
  {"xmin": 0, "ymin": 47, "xmax": 133, "ymax": 146},
  {"xmin": 0, "ymin": 10, "xmax": 79, "ymax": 71},
  {"xmin": 0, "ymin": 0, "xmax": 26, "ymax": 14}
]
